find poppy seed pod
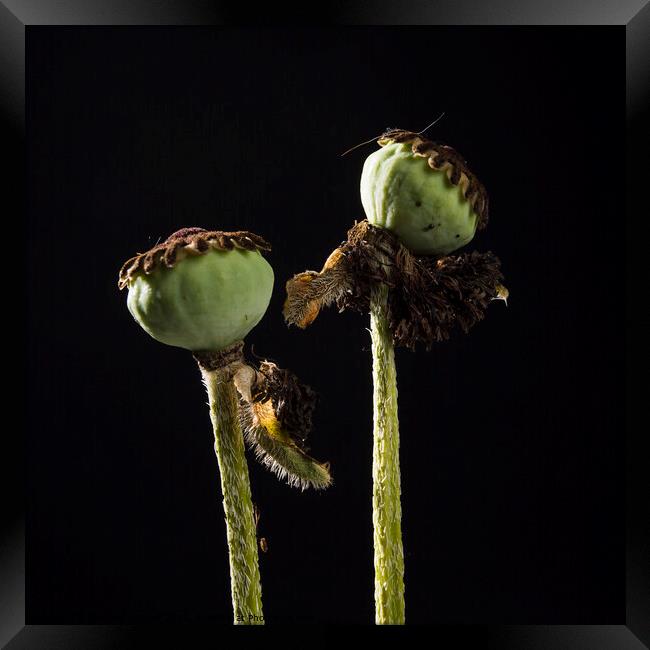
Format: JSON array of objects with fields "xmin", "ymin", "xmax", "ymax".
[
  {"xmin": 360, "ymin": 130, "xmax": 489, "ymax": 256},
  {"xmin": 119, "ymin": 228, "xmax": 274, "ymax": 352}
]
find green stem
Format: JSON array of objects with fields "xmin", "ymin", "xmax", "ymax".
[
  {"xmin": 370, "ymin": 284, "xmax": 405, "ymax": 625},
  {"xmin": 202, "ymin": 367, "xmax": 264, "ymax": 625}
]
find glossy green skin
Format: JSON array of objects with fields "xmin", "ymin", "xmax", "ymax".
[
  {"xmin": 127, "ymin": 248, "xmax": 274, "ymax": 352},
  {"xmin": 360, "ymin": 142, "xmax": 478, "ymax": 255}
]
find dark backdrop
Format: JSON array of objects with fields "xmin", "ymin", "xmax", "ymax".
[{"xmin": 26, "ymin": 26, "xmax": 624, "ymax": 624}]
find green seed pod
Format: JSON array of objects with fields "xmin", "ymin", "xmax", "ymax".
[
  {"xmin": 360, "ymin": 130, "xmax": 489, "ymax": 256},
  {"xmin": 118, "ymin": 228, "xmax": 274, "ymax": 352}
]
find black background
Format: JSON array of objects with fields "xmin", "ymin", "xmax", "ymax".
[{"xmin": 27, "ymin": 27, "xmax": 624, "ymax": 624}]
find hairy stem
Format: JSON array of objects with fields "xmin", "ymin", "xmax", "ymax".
[
  {"xmin": 202, "ymin": 367, "xmax": 264, "ymax": 625},
  {"xmin": 370, "ymin": 284, "xmax": 405, "ymax": 625}
]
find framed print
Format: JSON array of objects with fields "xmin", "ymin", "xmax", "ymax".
[{"xmin": 2, "ymin": 1, "xmax": 647, "ymax": 646}]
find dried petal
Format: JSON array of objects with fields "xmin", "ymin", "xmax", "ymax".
[
  {"xmin": 283, "ymin": 219, "xmax": 506, "ymax": 349},
  {"xmin": 233, "ymin": 362, "xmax": 332, "ymax": 491}
]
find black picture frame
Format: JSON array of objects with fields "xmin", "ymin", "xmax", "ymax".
[{"xmin": 3, "ymin": 1, "xmax": 647, "ymax": 646}]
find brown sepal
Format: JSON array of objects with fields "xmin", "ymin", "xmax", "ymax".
[{"xmin": 193, "ymin": 340, "xmax": 245, "ymax": 372}]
